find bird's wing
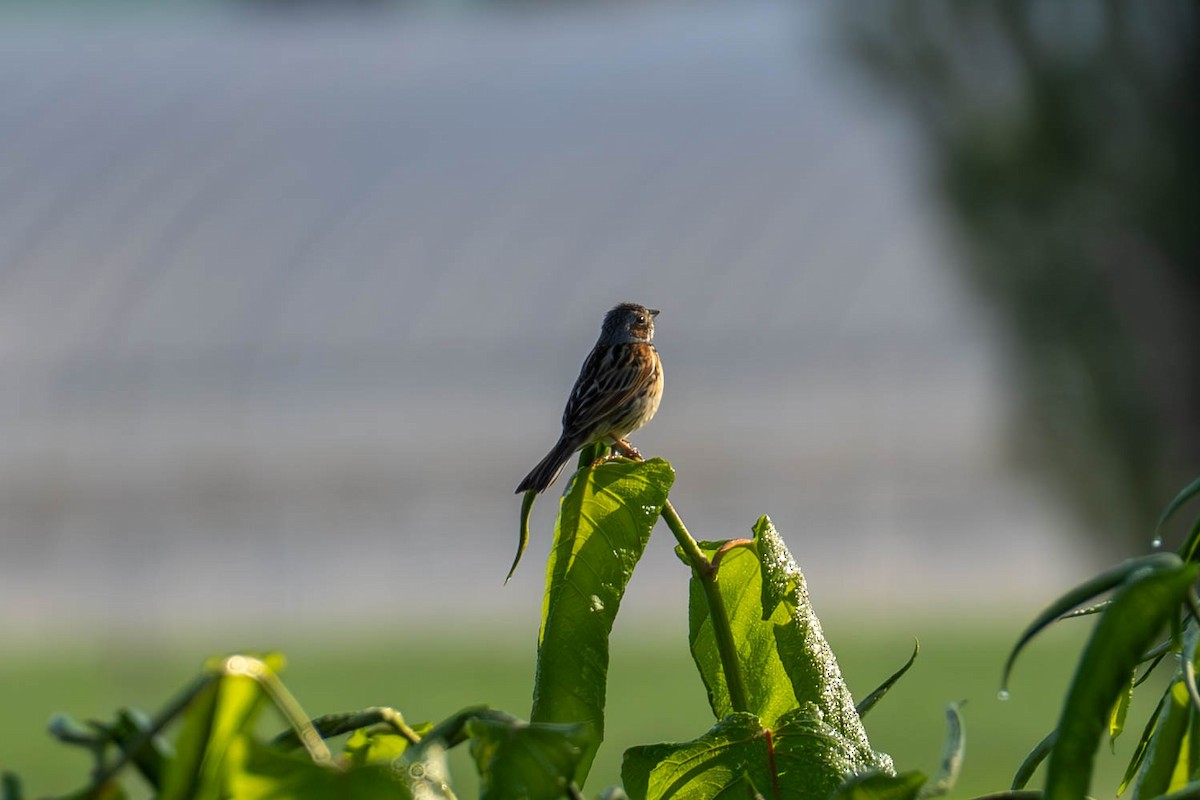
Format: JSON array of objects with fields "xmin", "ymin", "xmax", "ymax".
[{"xmin": 561, "ymin": 344, "xmax": 655, "ymax": 439}]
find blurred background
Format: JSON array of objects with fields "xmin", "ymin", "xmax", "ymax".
[{"xmin": 1, "ymin": 0, "xmax": 1197, "ymax": 795}]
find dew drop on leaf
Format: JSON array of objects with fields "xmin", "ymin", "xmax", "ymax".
[
  {"xmin": 997, "ymin": 689, "xmax": 1011, "ymax": 701},
  {"xmin": 1151, "ymin": 535, "xmax": 1163, "ymax": 549}
]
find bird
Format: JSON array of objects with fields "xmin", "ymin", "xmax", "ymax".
[{"xmin": 516, "ymin": 302, "xmax": 664, "ymax": 494}]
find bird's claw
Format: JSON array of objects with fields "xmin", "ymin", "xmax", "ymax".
[
  {"xmin": 611, "ymin": 439, "xmax": 645, "ymax": 460},
  {"xmin": 588, "ymin": 439, "xmax": 646, "ymax": 470}
]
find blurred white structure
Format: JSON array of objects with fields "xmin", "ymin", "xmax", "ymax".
[{"xmin": 0, "ymin": 0, "xmax": 1088, "ymax": 636}]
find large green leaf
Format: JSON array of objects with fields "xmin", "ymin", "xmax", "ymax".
[
  {"xmin": 467, "ymin": 715, "xmax": 591, "ymax": 800},
  {"xmin": 531, "ymin": 458, "xmax": 674, "ymax": 783},
  {"xmin": 1043, "ymin": 561, "xmax": 1199, "ymax": 800},
  {"xmin": 685, "ymin": 516, "xmax": 878, "ymax": 770},
  {"xmin": 622, "ymin": 707, "xmax": 865, "ymax": 800}
]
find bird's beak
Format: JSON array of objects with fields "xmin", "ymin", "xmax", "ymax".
[{"xmin": 649, "ymin": 309, "xmax": 660, "ymax": 317}]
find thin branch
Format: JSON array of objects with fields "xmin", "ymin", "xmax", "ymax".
[
  {"xmin": 660, "ymin": 499, "xmax": 750, "ymax": 714},
  {"xmin": 76, "ymin": 673, "xmax": 217, "ymax": 795}
]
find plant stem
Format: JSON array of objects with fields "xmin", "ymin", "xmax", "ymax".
[
  {"xmin": 222, "ymin": 656, "xmax": 333, "ymax": 765},
  {"xmin": 660, "ymin": 499, "xmax": 709, "ymax": 575},
  {"xmin": 660, "ymin": 499, "xmax": 750, "ymax": 714},
  {"xmin": 80, "ymin": 672, "xmax": 217, "ymax": 794}
]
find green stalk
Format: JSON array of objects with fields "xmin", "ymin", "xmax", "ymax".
[
  {"xmin": 222, "ymin": 656, "xmax": 333, "ymax": 765},
  {"xmin": 80, "ymin": 672, "xmax": 218, "ymax": 793},
  {"xmin": 660, "ymin": 499, "xmax": 750, "ymax": 714}
]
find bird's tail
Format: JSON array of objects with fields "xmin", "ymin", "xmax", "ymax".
[{"xmin": 516, "ymin": 437, "xmax": 579, "ymax": 494}]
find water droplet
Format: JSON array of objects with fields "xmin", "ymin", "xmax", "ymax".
[
  {"xmin": 1151, "ymin": 535, "xmax": 1163, "ymax": 549},
  {"xmin": 997, "ymin": 689, "xmax": 1010, "ymax": 702}
]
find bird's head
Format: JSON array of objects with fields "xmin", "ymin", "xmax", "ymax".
[{"xmin": 599, "ymin": 302, "xmax": 658, "ymax": 345}]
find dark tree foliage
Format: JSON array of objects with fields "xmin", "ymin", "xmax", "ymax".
[{"xmin": 841, "ymin": 1, "xmax": 1200, "ymax": 550}]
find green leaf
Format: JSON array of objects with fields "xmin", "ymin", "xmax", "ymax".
[
  {"xmin": 109, "ymin": 708, "xmax": 172, "ymax": 788},
  {"xmin": 917, "ymin": 703, "xmax": 964, "ymax": 798},
  {"xmin": 734, "ymin": 774, "xmax": 765, "ymax": 799},
  {"xmin": 468, "ymin": 715, "xmax": 591, "ymax": 800},
  {"xmin": 158, "ymin": 675, "xmax": 222, "ymax": 800},
  {"xmin": 274, "ymin": 707, "xmax": 424, "ymax": 751},
  {"xmin": 755, "ymin": 518, "xmax": 792, "ymax": 621},
  {"xmin": 2, "ymin": 773, "xmax": 23, "ymax": 800},
  {"xmin": 1133, "ymin": 681, "xmax": 1193, "ymax": 799},
  {"xmin": 1001, "ymin": 553, "xmax": 1184, "ymax": 692},
  {"xmin": 512, "ymin": 444, "xmax": 609, "ymax": 583},
  {"xmin": 1010, "ymin": 729, "xmax": 1055, "ymax": 791},
  {"xmin": 856, "ymin": 640, "xmax": 920, "ymax": 719},
  {"xmin": 402, "ymin": 706, "xmax": 520, "ymax": 800},
  {"xmin": 59, "ymin": 782, "xmax": 128, "ymax": 800},
  {"xmin": 47, "ymin": 713, "xmax": 103, "ymax": 747},
  {"xmin": 1180, "ymin": 514, "xmax": 1200, "ymax": 564},
  {"xmin": 411, "ymin": 705, "xmax": 492, "ymax": 750},
  {"xmin": 1044, "ymin": 562, "xmax": 1199, "ymax": 800},
  {"xmin": 160, "ymin": 656, "xmax": 285, "ymax": 800},
  {"xmin": 1159, "ymin": 476, "xmax": 1200, "ymax": 545},
  {"xmin": 685, "ymin": 516, "xmax": 877, "ymax": 769},
  {"xmin": 510, "ymin": 490, "xmax": 537, "ymax": 583},
  {"xmin": 226, "ymin": 736, "xmax": 408, "ymax": 799},
  {"xmin": 531, "ymin": 458, "xmax": 674, "ymax": 783},
  {"xmin": 1120, "ymin": 692, "xmax": 1165, "ymax": 794},
  {"xmin": 622, "ymin": 707, "xmax": 866, "ymax": 800},
  {"xmin": 1136, "ymin": 651, "xmax": 1171, "ymax": 687},
  {"xmin": 1158, "ymin": 780, "xmax": 1200, "ymax": 800},
  {"xmin": 1190, "ymin": 672, "xmax": 1200, "ymax": 779},
  {"xmin": 832, "ymin": 770, "xmax": 927, "ymax": 800},
  {"xmin": 345, "ymin": 728, "xmax": 415, "ymax": 767},
  {"xmin": 1111, "ymin": 673, "xmax": 1135, "ymax": 750},
  {"xmin": 1060, "ymin": 599, "xmax": 1112, "ymax": 620}
]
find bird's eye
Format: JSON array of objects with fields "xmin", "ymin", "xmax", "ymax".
[{"xmin": 636, "ymin": 315, "xmax": 645, "ymax": 324}]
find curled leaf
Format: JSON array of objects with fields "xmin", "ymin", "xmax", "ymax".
[{"xmin": 856, "ymin": 640, "xmax": 920, "ymax": 719}]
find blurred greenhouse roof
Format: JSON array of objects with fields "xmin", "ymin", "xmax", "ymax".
[{"xmin": 0, "ymin": 0, "xmax": 1092, "ymax": 635}]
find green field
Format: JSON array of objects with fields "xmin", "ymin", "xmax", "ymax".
[{"xmin": 0, "ymin": 615, "xmax": 1156, "ymax": 798}]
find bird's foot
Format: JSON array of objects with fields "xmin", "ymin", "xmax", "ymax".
[
  {"xmin": 611, "ymin": 439, "xmax": 645, "ymax": 461},
  {"xmin": 587, "ymin": 439, "xmax": 644, "ymax": 469}
]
